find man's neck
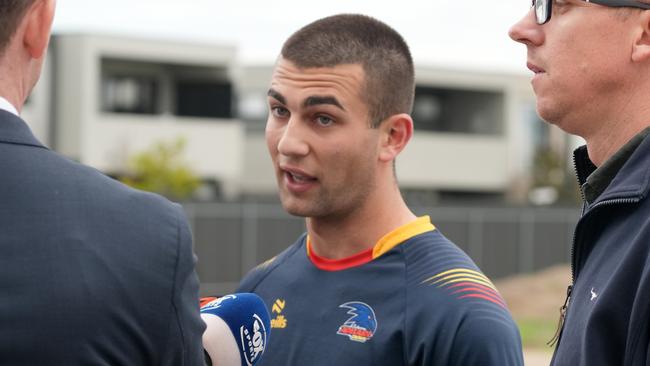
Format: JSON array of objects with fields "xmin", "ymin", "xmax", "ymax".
[
  {"xmin": 585, "ymin": 122, "xmax": 650, "ymax": 166},
  {"xmin": 306, "ymin": 187, "xmax": 416, "ymax": 260},
  {"xmin": 0, "ymin": 48, "xmax": 34, "ymax": 115},
  {"xmin": 581, "ymin": 76, "xmax": 650, "ymax": 166}
]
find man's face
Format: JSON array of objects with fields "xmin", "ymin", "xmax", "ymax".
[
  {"xmin": 265, "ymin": 59, "xmax": 381, "ymax": 219},
  {"xmin": 509, "ymin": 0, "xmax": 636, "ymax": 136}
]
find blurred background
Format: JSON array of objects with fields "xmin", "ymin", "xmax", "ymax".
[{"xmin": 32, "ymin": 0, "xmax": 578, "ymax": 360}]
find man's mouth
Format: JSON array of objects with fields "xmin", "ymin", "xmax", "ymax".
[
  {"xmin": 527, "ymin": 62, "xmax": 545, "ymax": 74},
  {"xmin": 287, "ymin": 172, "xmax": 315, "ymax": 183},
  {"xmin": 280, "ymin": 165, "xmax": 318, "ymax": 185}
]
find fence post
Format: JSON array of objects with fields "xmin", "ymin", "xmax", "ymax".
[
  {"xmin": 518, "ymin": 209, "xmax": 535, "ymax": 273},
  {"xmin": 241, "ymin": 202, "xmax": 259, "ymax": 278},
  {"xmin": 468, "ymin": 210, "xmax": 484, "ymax": 268}
]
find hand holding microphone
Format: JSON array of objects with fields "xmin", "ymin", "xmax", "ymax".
[{"xmin": 200, "ymin": 293, "xmax": 271, "ymax": 366}]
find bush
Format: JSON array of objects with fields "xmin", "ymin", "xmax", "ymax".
[{"xmin": 121, "ymin": 137, "xmax": 200, "ymax": 201}]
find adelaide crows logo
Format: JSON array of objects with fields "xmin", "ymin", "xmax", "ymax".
[{"xmin": 336, "ymin": 302, "xmax": 377, "ymax": 343}]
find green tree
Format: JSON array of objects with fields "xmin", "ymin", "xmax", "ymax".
[
  {"xmin": 531, "ymin": 146, "xmax": 580, "ymax": 204},
  {"xmin": 121, "ymin": 137, "xmax": 200, "ymax": 201}
]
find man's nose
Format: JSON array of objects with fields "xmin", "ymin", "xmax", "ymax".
[
  {"xmin": 508, "ymin": 8, "xmax": 544, "ymax": 47},
  {"xmin": 277, "ymin": 117, "xmax": 310, "ymax": 157}
]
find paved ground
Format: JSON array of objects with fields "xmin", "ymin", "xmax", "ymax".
[
  {"xmin": 495, "ymin": 265, "xmax": 571, "ymax": 366},
  {"xmin": 524, "ymin": 349, "xmax": 552, "ymax": 366},
  {"xmin": 496, "ymin": 265, "xmax": 571, "ymax": 322}
]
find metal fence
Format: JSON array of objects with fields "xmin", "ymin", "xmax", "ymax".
[{"xmin": 184, "ymin": 202, "xmax": 580, "ymax": 295}]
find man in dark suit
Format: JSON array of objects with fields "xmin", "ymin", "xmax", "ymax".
[{"xmin": 0, "ymin": 1, "xmax": 205, "ymax": 364}]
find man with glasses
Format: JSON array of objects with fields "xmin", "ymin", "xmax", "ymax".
[{"xmin": 510, "ymin": 1, "xmax": 650, "ymax": 365}]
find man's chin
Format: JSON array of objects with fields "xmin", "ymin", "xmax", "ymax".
[
  {"xmin": 279, "ymin": 200, "xmax": 311, "ymax": 218},
  {"xmin": 536, "ymin": 102, "xmax": 560, "ymax": 127},
  {"xmin": 537, "ymin": 107, "xmax": 581, "ymax": 136},
  {"xmin": 285, "ymin": 208, "xmax": 309, "ymax": 218}
]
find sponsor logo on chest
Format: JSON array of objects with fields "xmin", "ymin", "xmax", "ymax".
[{"xmin": 271, "ymin": 298, "xmax": 288, "ymax": 329}]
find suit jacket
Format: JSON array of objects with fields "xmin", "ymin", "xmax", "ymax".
[{"xmin": 0, "ymin": 111, "xmax": 205, "ymax": 365}]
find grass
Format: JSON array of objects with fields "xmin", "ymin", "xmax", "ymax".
[{"xmin": 517, "ymin": 318, "xmax": 558, "ymax": 349}]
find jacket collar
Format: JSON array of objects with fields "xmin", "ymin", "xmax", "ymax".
[
  {"xmin": 0, "ymin": 109, "xmax": 46, "ymax": 149},
  {"xmin": 573, "ymin": 145, "xmax": 596, "ymax": 187},
  {"xmin": 573, "ymin": 132, "xmax": 650, "ymax": 204}
]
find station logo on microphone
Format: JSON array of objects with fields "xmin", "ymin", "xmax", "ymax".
[
  {"xmin": 336, "ymin": 301, "xmax": 377, "ymax": 343},
  {"xmin": 200, "ymin": 294, "xmax": 236, "ymax": 312},
  {"xmin": 240, "ymin": 312, "xmax": 268, "ymax": 365}
]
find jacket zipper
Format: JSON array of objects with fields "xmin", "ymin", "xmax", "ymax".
[
  {"xmin": 548, "ymin": 284, "xmax": 572, "ymax": 346},
  {"xmin": 571, "ymin": 197, "xmax": 639, "ymax": 280},
  {"xmin": 549, "ymin": 196, "xmax": 639, "ymax": 347},
  {"xmin": 551, "ymin": 154, "xmax": 640, "ymax": 347}
]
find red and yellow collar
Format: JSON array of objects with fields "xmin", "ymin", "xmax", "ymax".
[{"xmin": 307, "ymin": 216, "xmax": 435, "ymax": 271}]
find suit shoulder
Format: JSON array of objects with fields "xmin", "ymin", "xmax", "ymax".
[
  {"xmin": 38, "ymin": 151, "xmax": 189, "ymax": 252},
  {"xmin": 3, "ymin": 142, "xmax": 185, "ymax": 239},
  {"xmin": 62, "ymin": 152, "xmax": 182, "ymax": 221}
]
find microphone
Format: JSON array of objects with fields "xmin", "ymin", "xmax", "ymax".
[{"xmin": 200, "ymin": 293, "xmax": 271, "ymax": 366}]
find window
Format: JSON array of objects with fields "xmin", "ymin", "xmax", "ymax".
[
  {"xmin": 102, "ymin": 75, "xmax": 159, "ymax": 114},
  {"xmin": 412, "ymin": 86, "xmax": 505, "ymax": 136},
  {"xmin": 100, "ymin": 58, "xmax": 233, "ymax": 119},
  {"xmin": 175, "ymin": 80, "xmax": 232, "ymax": 118}
]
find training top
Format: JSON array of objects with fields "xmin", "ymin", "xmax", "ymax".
[{"xmin": 237, "ymin": 216, "xmax": 524, "ymax": 366}]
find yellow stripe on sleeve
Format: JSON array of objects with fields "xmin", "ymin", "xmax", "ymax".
[{"xmin": 421, "ymin": 268, "xmax": 496, "ymax": 290}]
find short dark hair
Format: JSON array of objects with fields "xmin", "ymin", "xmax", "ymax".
[
  {"xmin": 0, "ymin": 0, "xmax": 37, "ymax": 55},
  {"xmin": 281, "ymin": 14, "xmax": 415, "ymax": 128}
]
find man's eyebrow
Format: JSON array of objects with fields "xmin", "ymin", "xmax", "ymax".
[
  {"xmin": 267, "ymin": 88, "xmax": 286, "ymax": 104},
  {"xmin": 303, "ymin": 96, "xmax": 345, "ymax": 111},
  {"xmin": 267, "ymin": 89, "xmax": 345, "ymax": 111}
]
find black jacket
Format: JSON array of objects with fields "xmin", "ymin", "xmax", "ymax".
[{"xmin": 551, "ymin": 134, "xmax": 650, "ymax": 365}]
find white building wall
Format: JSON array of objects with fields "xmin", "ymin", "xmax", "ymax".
[
  {"xmin": 20, "ymin": 56, "xmax": 52, "ymax": 146},
  {"xmin": 87, "ymin": 115, "xmax": 243, "ymax": 183},
  {"xmin": 241, "ymin": 133, "xmax": 275, "ymax": 194},
  {"xmin": 398, "ymin": 134, "xmax": 508, "ymax": 190},
  {"xmin": 53, "ymin": 35, "xmax": 90, "ymax": 158}
]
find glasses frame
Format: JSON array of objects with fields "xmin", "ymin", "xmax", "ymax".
[{"xmin": 533, "ymin": 0, "xmax": 650, "ymax": 24}]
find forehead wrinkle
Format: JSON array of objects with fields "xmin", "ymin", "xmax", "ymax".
[
  {"xmin": 271, "ymin": 60, "xmax": 366, "ymax": 108},
  {"xmin": 269, "ymin": 76, "xmax": 363, "ymax": 113}
]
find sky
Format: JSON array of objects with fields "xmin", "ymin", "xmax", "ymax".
[{"xmin": 52, "ymin": 0, "xmax": 532, "ymax": 74}]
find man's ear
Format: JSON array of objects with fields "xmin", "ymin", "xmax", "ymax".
[
  {"xmin": 22, "ymin": 0, "xmax": 55, "ymax": 59},
  {"xmin": 632, "ymin": 11, "xmax": 650, "ymax": 63},
  {"xmin": 378, "ymin": 113, "xmax": 414, "ymax": 163}
]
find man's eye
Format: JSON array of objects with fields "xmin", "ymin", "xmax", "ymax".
[
  {"xmin": 315, "ymin": 115, "xmax": 334, "ymax": 126},
  {"xmin": 271, "ymin": 106, "xmax": 289, "ymax": 118}
]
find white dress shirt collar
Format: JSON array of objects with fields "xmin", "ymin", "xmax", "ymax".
[{"xmin": 0, "ymin": 96, "xmax": 19, "ymax": 116}]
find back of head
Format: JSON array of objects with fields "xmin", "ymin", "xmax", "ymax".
[
  {"xmin": 281, "ymin": 14, "xmax": 415, "ymax": 127},
  {"xmin": 0, "ymin": 0, "xmax": 36, "ymax": 56}
]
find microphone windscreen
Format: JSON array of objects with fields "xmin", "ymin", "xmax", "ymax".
[{"xmin": 201, "ymin": 293, "xmax": 271, "ymax": 366}]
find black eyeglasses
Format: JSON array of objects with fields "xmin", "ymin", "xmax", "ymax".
[{"xmin": 533, "ymin": 0, "xmax": 650, "ymax": 24}]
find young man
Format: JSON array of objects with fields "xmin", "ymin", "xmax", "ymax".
[
  {"xmin": 0, "ymin": 1, "xmax": 205, "ymax": 363},
  {"xmin": 236, "ymin": 14, "xmax": 523, "ymax": 365},
  {"xmin": 510, "ymin": 1, "xmax": 650, "ymax": 365}
]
